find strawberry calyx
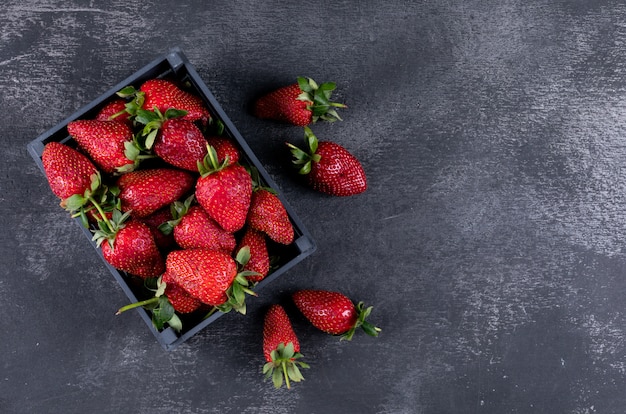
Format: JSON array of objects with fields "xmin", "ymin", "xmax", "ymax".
[
  {"xmin": 112, "ymin": 85, "xmax": 148, "ymax": 122},
  {"xmin": 286, "ymin": 126, "xmax": 322, "ymax": 175},
  {"xmin": 158, "ymin": 194, "xmax": 195, "ymax": 235},
  {"xmin": 115, "ymin": 276, "xmax": 183, "ymax": 332},
  {"xmin": 197, "ymin": 144, "xmax": 230, "ymax": 177},
  {"xmin": 134, "ymin": 106, "xmax": 189, "ymax": 151},
  {"xmin": 63, "ymin": 172, "xmax": 121, "ymax": 229},
  {"xmin": 247, "ymin": 165, "xmax": 277, "ymax": 194},
  {"xmin": 91, "ymin": 208, "xmax": 131, "ymax": 250},
  {"xmin": 341, "ymin": 301, "xmax": 382, "ymax": 341},
  {"xmin": 296, "ymin": 77, "xmax": 347, "ymax": 123},
  {"xmin": 215, "ymin": 246, "xmax": 259, "ymax": 315},
  {"xmin": 262, "ymin": 342, "xmax": 309, "ymax": 389}
]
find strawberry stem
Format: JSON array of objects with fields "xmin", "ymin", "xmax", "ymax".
[
  {"xmin": 283, "ymin": 362, "xmax": 291, "ymax": 389},
  {"xmin": 203, "ymin": 306, "xmax": 218, "ymax": 320},
  {"xmin": 115, "ymin": 296, "xmax": 159, "ymax": 315},
  {"xmin": 87, "ymin": 195, "xmax": 114, "ymax": 230}
]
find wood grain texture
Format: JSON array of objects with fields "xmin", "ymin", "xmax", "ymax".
[{"xmin": 1, "ymin": 0, "xmax": 625, "ymax": 413}]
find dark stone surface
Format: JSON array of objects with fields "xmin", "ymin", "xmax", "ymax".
[{"xmin": 2, "ymin": 1, "xmax": 625, "ymax": 413}]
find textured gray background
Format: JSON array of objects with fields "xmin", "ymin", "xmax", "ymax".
[{"xmin": 2, "ymin": 1, "xmax": 626, "ymax": 413}]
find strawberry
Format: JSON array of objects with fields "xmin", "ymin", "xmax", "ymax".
[
  {"xmin": 247, "ymin": 188, "xmax": 294, "ymax": 245},
  {"xmin": 138, "ymin": 207, "xmax": 176, "ymax": 251},
  {"xmin": 206, "ymin": 136, "xmax": 240, "ymax": 166},
  {"xmin": 41, "ymin": 142, "xmax": 99, "ymax": 201},
  {"xmin": 140, "ymin": 78, "xmax": 211, "ymax": 124},
  {"xmin": 287, "ymin": 127, "xmax": 367, "ymax": 196},
  {"xmin": 67, "ymin": 119, "xmax": 137, "ymax": 174},
  {"xmin": 94, "ymin": 211, "xmax": 165, "ymax": 278},
  {"xmin": 253, "ymin": 77, "xmax": 346, "ymax": 126},
  {"xmin": 162, "ymin": 248, "xmax": 255, "ymax": 314},
  {"xmin": 262, "ymin": 304, "xmax": 309, "ymax": 389},
  {"xmin": 292, "ymin": 290, "xmax": 381, "ymax": 340},
  {"xmin": 195, "ymin": 146, "xmax": 252, "ymax": 233},
  {"xmin": 163, "ymin": 199, "xmax": 236, "ymax": 253},
  {"xmin": 153, "ymin": 118, "xmax": 208, "ymax": 171},
  {"xmin": 116, "ymin": 168, "xmax": 195, "ymax": 218},
  {"xmin": 95, "ymin": 98, "xmax": 132, "ymax": 125},
  {"xmin": 237, "ymin": 228, "xmax": 269, "ymax": 283},
  {"xmin": 165, "ymin": 282, "xmax": 202, "ymax": 314},
  {"xmin": 133, "ymin": 107, "xmax": 209, "ymax": 172}
]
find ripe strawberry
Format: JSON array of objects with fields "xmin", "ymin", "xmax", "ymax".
[
  {"xmin": 138, "ymin": 207, "xmax": 176, "ymax": 251},
  {"xmin": 162, "ymin": 248, "xmax": 255, "ymax": 313},
  {"xmin": 195, "ymin": 146, "xmax": 252, "ymax": 233},
  {"xmin": 253, "ymin": 77, "xmax": 346, "ymax": 126},
  {"xmin": 292, "ymin": 290, "xmax": 381, "ymax": 340},
  {"xmin": 153, "ymin": 118, "xmax": 208, "ymax": 171},
  {"xmin": 206, "ymin": 136, "xmax": 240, "ymax": 166},
  {"xmin": 94, "ymin": 213, "xmax": 165, "ymax": 278},
  {"xmin": 170, "ymin": 204, "xmax": 236, "ymax": 253},
  {"xmin": 140, "ymin": 78, "xmax": 211, "ymax": 124},
  {"xmin": 237, "ymin": 228, "xmax": 269, "ymax": 283},
  {"xmin": 133, "ymin": 107, "xmax": 209, "ymax": 172},
  {"xmin": 165, "ymin": 282, "xmax": 202, "ymax": 314},
  {"xmin": 247, "ymin": 188, "xmax": 294, "ymax": 245},
  {"xmin": 262, "ymin": 304, "xmax": 309, "ymax": 389},
  {"xmin": 116, "ymin": 168, "xmax": 195, "ymax": 218},
  {"xmin": 41, "ymin": 142, "xmax": 99, "ymax": 201},
  {"xmin": 287, "ymin": 127, "xmax": 367, "ymax": 196},
  {"xmin": 67, "ymin": 119, "xmax": 136, "ymax": 174},
  {"xmin": 96, "ymin": 98, "xmax": 132, "ymax": 125}
]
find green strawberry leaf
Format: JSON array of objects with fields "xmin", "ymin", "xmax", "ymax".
[
  {"xmin": 63, "ymin": 194, "xmax": 87, "ymax": 211},
  {"xmin": 135, "ymin": 109, "xmax": 161, "ymax": 125},
  {"xmin": 164, "ymin": 108, "xmax": 188, "ymax": 119},
  {"xmin": 167, "ymin": 314, "xmax": 183, "ymax": 332},
  {"xmin": 116, "ymin": 85, "xmax": 138, "ymax": 98},
  {"xmin": 152, "ymin": 296, "xmax": 175, "ymax": 330},
  {"xmin": 235, "ymin": 246, "xmax": 251, "ymax": 266}
]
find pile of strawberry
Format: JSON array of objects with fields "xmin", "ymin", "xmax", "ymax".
[
  {"xmin": 42, "ymin": 78, "xmax": 296, "ymax": 329},
  {"xmin": 39, "ymin": 74, "xmax": 379, "ymax": 389}
]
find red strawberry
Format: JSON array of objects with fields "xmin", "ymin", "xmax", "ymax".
[
  {"xmin": 41, "ymin": 142, "xmax": 99, "ymax": 201},
  {"xmin": 165, "ymin": 282, "xmax": 202, "ymax": 314},
  {"xmin": 153, "ymin": 118, "xmax": 208, "ymax": 171},
  {"xmin": 67, "ymin": 119, "xmax": 136, "ymax": 174},
  {"xmin": 96, "ymin": 98, "xmax": 132, "ymax": 125},
  {"xmin": 171, "ymin": 204, "xmax": 236, "ymax": 253},
  {"xmin": 262, "ymin": 304, "xmax": 309, "ymax": 389},
  {"xmin": 94, "ymin": 214, "xmax": 165, "ymax": 279},
  {"xmin": 247, "ymin": 188, "xmax": 294, "ymax": 245},
  {"xmin": 292, "ymin": 290, "xmax": 381, "ymax": 340},
  {"xmin": 206, "ymin": 136, "xmax": 240, "ymax": 166},
  {"xmin": 287, "ymin": 127, "xmax": 367, "ymax": 196},
  {"xmin": 195, "ymin": 146, "xmax": 252, "ymax": 233},
  {"xmin": 116, "ymin": 168, "xmax": 195, "ymax": 218},
  {"xmin": 237, "ymin": 228, "xmax": 269, "ymax": 283},
  {"xmin": 140, "ymin": 79, "xmax": 211, "ymax": 124},
  {"xmin": 162, "ymin": 248, "xmax": 254, "ymax": 313},
  {"xmin": 138, "ymin": 207, "xmax": 176, "ymax": 251},
  {"xmin": 253, "ymin": 77, "xmax": 346, "ymax": 126}
]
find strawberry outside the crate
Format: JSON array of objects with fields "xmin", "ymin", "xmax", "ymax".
[
  {"xmin": 292, "ymin": 289, "xmax": 381, "ymax": 341},
  {"xmin": 287, "ymin": 127, "xmax": 367, "ymax": 196},
  {"xmin": 253, "ymin": 77, "xmax": 346, "ymax": 126},
  {"xmin": 262, "ymin": 304, "xmax": 309, "ymax": 389}
]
